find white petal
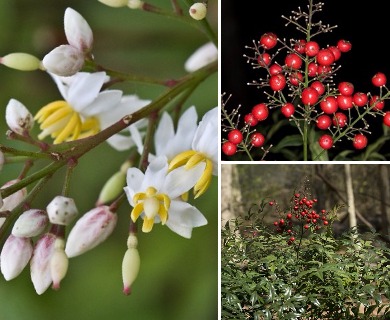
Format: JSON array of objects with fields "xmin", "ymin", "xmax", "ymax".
[
  {"xmin": 82, "ymin": 90, "xmax": 122, "ymax": 118},
  {"xmin": 66, "ymin": 72, "xmax": 107, "ymax": 111},
  {"xmin": 163, "ymin": 162, "xmax": 205, "ymax": 199},
  {"xmin": 42, "ymin": 45, "xmax": 84, "ymax": 77},
  {"xmin": 165, "ymin": 201, "xmax": 207, "ymax": 238},
  {"xmin": 129, "ymin": 125, "xmax": 145, "ymax": 155},
  {"xmin": 184, "ymin": 42, "xmax": 218, "ymax": 72},
  {"xmin": 105, "ymin": 133, "xmax": 135, "ymax": 151},
  {"xmin": 124, "ymin": 168, "xmax": 144, "ymax": 205},
  {"xmin": 154, "ymin": 112, "xmax": 175, "ymax": 156},
  {"xmin": 119, "ymin": 95, "xmax": 151, "ymax": 113},
  {"xmin": 143, "ymin": 156, "xmax": 169, "ymax": 191},
  {"xmin": 64, "ymin": 8, "xmax": 93, "ymax": 52}
]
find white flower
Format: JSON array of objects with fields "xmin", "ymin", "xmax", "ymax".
[
  {"xmin": 42, "ymin": 8, "xmax": 93, "ymax": 76},
  {"xmin": 169, "ymin": 107, "xmax": 218, "ymax": 198},
  {"xmin": 1, "ymin": 234, "xmax": 33, "ymax": 281},
  {"xmin": 184, "ymin": 42, "xmax": 218, "ymax": 72},
  {"xmin": 124, "ymin": 156, "xmax": 207, "ymax": 238},
  {"xmin": 34, "ymin": 71, "xmax": 148, "ymax": 145},
  {"xmin": 65, "ymin": 206, "xmax": 117, "ymax": 258},
  {"xmin": 5, "ymin": 98, "xmax": 34, "ymax": 135}
]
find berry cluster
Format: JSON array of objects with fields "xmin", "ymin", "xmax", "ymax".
[
  {"xmin": 222, "ymin": 0, "xmax": 390, "ymax": 160},
  {"xmin": 270, "ymin": 192, "xmax": 329, "ymax": 245}
]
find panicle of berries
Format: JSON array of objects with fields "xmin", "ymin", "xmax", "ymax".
[
  {"xmin": 221, "ymin": 93, "xmax": 272, "ymax": 160},
  {"xmin": 236, "ymin": 0, "xmax": 390, "ymax": 160}
]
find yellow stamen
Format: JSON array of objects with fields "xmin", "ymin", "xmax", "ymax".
[{"xmin": 168, "ymin": 150, "xmax": 196, "ymax": 171}]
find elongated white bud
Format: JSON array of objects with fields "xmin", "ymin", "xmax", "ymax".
[
  {"xmin": 50, "ymin": 238, "xmax": 68, "ymax": 290},
  {"xmin": 64, "ymin": 8, "xmax": 93, "ymax": 53},
  {"xmin": 46, "ymin": 196, "xmax": 78, "ymax": 226},
  {"xmin": 96, "ymin": 171, "xmax": 126, "ymax": 206},
  {"xmin": 122, "ymin": 233, "xmax": 140, "ymax": 295},
  {"xmin": 1, "ymin": 235, "xmax": 33, "ymax": 281},
  {"xmin": 30, "ymin": 233, "xmax": 56, "ymax": 295},
  {"xmin": 0, "ymin": 53, "xmax": 42, "ymax": 71},
  {"xmin": 98, "ymin": 0, "xmax": 129, "ymax": 7},
  {"xmin": 65, "ymin": 206, "xmax": 117, "ymax": 258},
  {"xmin": 42, "ymin": 45, "xmax": 85, "ymax": 77},
  {"xmin": 12, "ymin": 209, "xmax": 49, "ymax": 238},
  {"xmin": 127, "ymin": 0, "xmax": 143, "ymax": 9},
  {"xmin": 5, "ymin": 99, "xmax": 34, "ymax": 135}
]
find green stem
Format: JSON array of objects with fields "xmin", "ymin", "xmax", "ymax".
[{"xmin": 0, "ymin": 145, "xmax": 51, "ymax": 159}]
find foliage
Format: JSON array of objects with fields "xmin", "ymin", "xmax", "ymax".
[{"xmin": 221, "ymin": 197, "xmax": 390, "ymax": 319}]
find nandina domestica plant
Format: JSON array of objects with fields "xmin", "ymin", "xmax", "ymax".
[{"xmin": 221, "ymin": 0, "xmax": 390, "ymax": 161}]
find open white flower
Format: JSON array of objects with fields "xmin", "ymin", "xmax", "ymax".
[
  {"xmin": 34, "ymin": 71, "xmax": 149, "ymax": 145},
  {"xmin": 184, "ymin": 42, "xmax": 218, "ymax": 72},
  {"xmin": 124, "ymin": 156, "xmax": 207, "ymax": 238},
  {"xmin": 42, "ymin": 8, "xmax": 93, "ymax": 76}
]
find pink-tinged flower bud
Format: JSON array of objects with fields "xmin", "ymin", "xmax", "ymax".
[
  {"xmin": 46, "ymin": 196, "xmax": 78, "ymax": 226},
  {"xmin": 30, "ymin": 233, "xmax": 56, "ymax": 295},
  {"xmin": 122, "ymin": 233, "xmax": 140, "ymax": 295},
  {"xmin": 1, "ymin": 234, "xmax": 33, "ymax": 281},
  {"xmin": 0, "ymin": 53, "xmax": 42, "ymax": 71},
  {"xmin": 189, "ymin": 3, "xmax": 207, "ymax": 20},
  {"xmin": 0, "ymin": 179, "xmax": 27, "ymax": 212},
  {"xmin": 50, "ymin": 238, "xmax": 68, "ymax": 290},
  {"xmin": 42, "ymin": 45, "xmax": 85, "ymax": 77},
  {"xmin": 98, "ymin": 0, "xmax": 129, "ymax": 7},
  {"xmin": 12, "ymin": 209, "xmax": 49, "ymax": 238},
  {"xmin": 5, "ymin": 99, "xmax": 34, "ymax": 135},
  {"xmin": 64, "ymin": 8, "xmax": 93, "ymax": 53},
  {"xmin": 65, "ymin": 206, "xmax": 117, "ymax": 258},
  {"xmin": 184, "ymin": 42, "xmax": 218, "ymax": 72}
]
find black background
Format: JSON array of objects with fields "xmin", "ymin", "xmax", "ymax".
[{"xmin": 221, "ymin": 0, "xmax": 390, "ymax": 160}]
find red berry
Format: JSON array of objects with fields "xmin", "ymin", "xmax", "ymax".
[
  {"xmin": 308, "ymin": 62, "xmax": 318, "ymax": 77},
  {"xmin": 285, "ymin": 53, "xmax": 302, "ymax": 69},
  {"xmin": 337, "ymin": 39, "xmax": 352, "ymax": 52},
  {"xmin": 332, "ymin": 112, "xmax": 348, "ymax": 128},
  {"xmin": 353, "ymin": 133, "xmax": 368, "ymax": 150},
  {"xmin": 279, "ymin": 219, "xmax": 285, "ymax": 225},
  {"xmin": 338, "ymin": 82, "xmax": 354, "ymax": 96},
  {"xmin": 311, "ymin": 80, "xmax": 325, "ymax": 95},
  {"xmin": 304, "ymin": 224, "xmax": 310, "ymax": 229},
  {"xmin": 227, "ymin": 129, "xmax": 243, "ymax": 144},
  {"xmin": 384, "ymin": 111, "xmax": 390, "ymax": 127},
  {"xmin": 294, "ymin": 39, "xmax": 306, "ymax": 54},
  {"xmin": 323, "ymin": 220, "xmax": 329, "ymax": 226},
  {"xmin": 269, "ymin": 64, "xmax": 283, "ymax": 75},
  {"xmin": 286, "ymin": 213, "xmax": 293, "ymax": 219},
  {"xmin": 372, "ymin": 72, "xmax": 387, "ymax": 87},
  {"xmin": 317, "ymin": 65, "xmax": 332, "ymax": 75},
  {"xmin": 337, "ymin": 95, "xmax": 353, "ymax": 110},
  {"xmin": 353, "ymin": 92, "xmax": 368, "ymax": 107},
  {"xmin": 305, "ymin": 41, "xmax": 320, "ymax": 57},
  {"xmin": 316, "ymin": 114, "xmax": 332, "ymax": 130},
  {"xmin": 244, "ymin": 113, "xmax": 258, "ymax": 126},
  {"xmin": 320, "ymin": 96, "xmax": 338, "ymax": 114},
  {"xmin": 301, "ymin": 87, "xmax": 319, "ymax": 106},
  {"xmin": 250, "ymin": 132, "xmax": 265, "ymax": 147},
  {"xmin": 289, "ymin": 237, "xmax": 295, "ymax": 242},
  {"xmin": 257, "ymin": 53, "xmax": 271, "ymax": 67},
  {"xmin": 281, "ymin": 103, "xmax": 295, "ymax": 117},
  {"xmin": 316, "ymin": 48, "xmax": 335, "ymax": 66},
  {"xmin": 328, "ymin": 46, "xmax": 341, "ymax": 61},
  {"xmin": 222, "ymin": 141, "xmax": 237, "ymax": 156},
  {"xmin": 269, "ymin": 74, "xmax": 286, "ymax": 91},
  {"xmin": 289, "ymin": 72, "xmax": 303, "ymax": 86},
  {"xmin": 260, "ymin": 32, "xmax": 278, "ymax": 50},
  {"xmin": 319, "ymin": 134, "xmax": 333, "ymax": 149},
  {"xmin": 273, "ymin": 221, "xmax": 279, "ymax": 226},
  {"xmin": 370, "ymin": 96, "xmax": 385, "ymax": 111},
  {"xmin": 252, "ymin": 103, "xmax": 269, "ymax": 121}
]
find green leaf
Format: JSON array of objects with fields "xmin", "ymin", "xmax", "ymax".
[
  {"xmin": 333, "ymin": 149, "xmax": 355, "ymax": 160},
  {"xmin": 270, "ymin": 134, "xmax": 302, "ymax": 152},
  {"xmin": 309, "ymin": 128, "xmax": 329, "ymax": 160},
  {"xmin": 361, "ymin": 134, "xmax": 390, "ymax": 160}
]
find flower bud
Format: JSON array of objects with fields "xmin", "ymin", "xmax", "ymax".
[
  {"xmin": 46, "ymin": 196, "xmax": 78, "ymax": 226},
  {"xmin": 42, "ymin": 45, "xmax": 85, "ymax": 77},
  {"xmin": 0, "ymin": 53, "xmax": 42, "ymax": 71},
  {"xmin": 98, "ymin": 0, "xmax": 129, "ymax": 7},
  {"xmin": 1, "ymin": 234, "xmax": 33, "ymax": 281},
  {"xmin": 12, "ymin": 209, "xmax": 49, "ymax": 238},
  {"xmin": 127, "ymin": 0, "xmax": 143, "ymax": 9},
  {"xmin": 30, "ymin": 233, "xmax": 56, "ymax": 295},
  {"xmin": 0, "ymin": 179, "xmax": 27, "ymax": 212},
  {"xmin": 64, "ymin": 8, "xmax": 93, "ymax": 53},
  {"xmin": 96, "ymin": 171, "xmax": 126, "ymax": 205},
  {"xmin": 189, "ymin": 3, "xmax": 207, "ymax": 20},
  {"xmin": 5, "ymin": 99, "xmax": 34, "ymax": 135},
  {"xmin": 122, "ymin": 233, "xmax": 140, "ymax": 295},
  {"xmin": 50, "ymin": 238, "xmax": 68, "ymax": 290},
  {"xmin": 65, "ymin": 206, "xmax": 117, "ymax": 258},
  {"xmin": 184, "ymin": 42, "xmax": 218, "ymax": 72}
]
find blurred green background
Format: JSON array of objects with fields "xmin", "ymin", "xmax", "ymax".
[{"xmin": 0, "ymin": 1, "xmax": 218, "ymax": 319}]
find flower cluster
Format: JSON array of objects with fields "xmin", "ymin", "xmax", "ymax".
[{"xmin": 0, "ymin": 2, "xmax": 217, "ymax": 297}]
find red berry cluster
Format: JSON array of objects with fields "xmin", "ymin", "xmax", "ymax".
[
  {"xmin": 223, "ymin": 0, "xmax": 390, "ymax": 160},
  {"xmin": 271, "ymin": 193, "xmax": 329, "ymax": 245}
]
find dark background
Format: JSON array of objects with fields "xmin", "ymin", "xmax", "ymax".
[{"xmin": 222, "ymin": 0, "xmax": 390, "ymax": 160}]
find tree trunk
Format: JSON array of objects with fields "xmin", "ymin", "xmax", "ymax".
[
  {"xmin": 378, "ymin": 165, "xmax": 390, "ymax": 237},
  {"xmin": 221, "ymin": 164, "xmax": 242, "ymax": 228},
  {"xmin": 344, "ymin": 164, "xmax": 357, "ymax": 229}
]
